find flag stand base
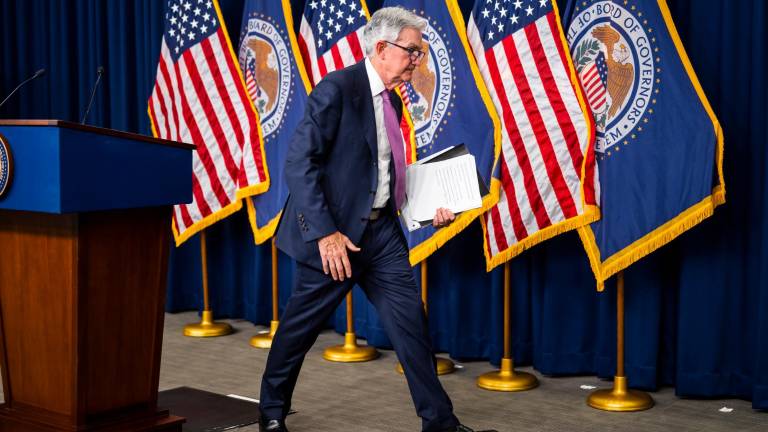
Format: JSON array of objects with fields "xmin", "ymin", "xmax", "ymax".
[
  {"xmin": 396, "ymin": 356, "xmax": 455, "ymax": 375},
  {"xmin": 587, "ymin": 376, "xmax": 654, "ymax": 411},
  {"xmin": 323, "ymin": 332, "xmax": 380, "ymax": 362},
  {"xmin": 477, "ymin": 358, "xmax": 538, "ymax": 391},
  {"xmin": 250, "ymin": 320, "xmax": 279, "ymax": 349},
  {"xmin": 183, "ymin": 311, "xmax": 233, "ymax": 337}
]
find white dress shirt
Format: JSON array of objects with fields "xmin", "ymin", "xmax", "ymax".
[{"xmin": 364, "ymin": 58, "xmax": 395, "ymax": 209}]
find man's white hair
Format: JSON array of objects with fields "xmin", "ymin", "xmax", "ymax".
[{"xmin": 362, "ymin": 7, "xmax": 426, "ymax": 57}]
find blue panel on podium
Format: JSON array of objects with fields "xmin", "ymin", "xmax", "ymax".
[{"xmin": 0, "ymin": 121, "xmax": 193, "ymax": 213}]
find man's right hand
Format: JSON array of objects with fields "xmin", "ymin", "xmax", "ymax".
[{"xmin": 318, "ymin": 231, "xmax": 361, "ymax": 281}]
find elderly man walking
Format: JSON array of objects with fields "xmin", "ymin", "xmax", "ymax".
[{"xmin": 258, "ymin": 7, "xmax": 496, "ymax": 432}]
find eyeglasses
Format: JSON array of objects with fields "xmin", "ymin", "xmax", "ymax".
[{"xmin": 385, "ymin": 40, "xmax": 426, "ymax": 62}]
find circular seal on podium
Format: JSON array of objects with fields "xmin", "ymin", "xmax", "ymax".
[{"xmin": 0, "ymin": 133, "xmax": 13, "ymax": 198}]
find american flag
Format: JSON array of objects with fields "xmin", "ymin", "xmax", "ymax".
[
  {"xmin": 245, "ymin": 56, "xmax": 261, "ymax": 102},
  {"xmin": 467, "ymin": 0, "xmax": 598, "ymax": 268},
  {"xmin": 580, "ymin": 51, "xmax": 608, "ymax": 112},
  {"xmin": 148, "ymin": 0, "xmax": 269, "ymax": 246},
  {"xmin": 297, "ymin": 0, "xmax": 369, "ymax": 86},
  {"xmin": 398, "ymin": 81, "xmax": 420, "ymax": 106}
]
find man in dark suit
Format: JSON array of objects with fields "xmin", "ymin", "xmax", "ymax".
[{"xmin": 259, "ymin": 7, "xmax": 496, "ymax": 432}]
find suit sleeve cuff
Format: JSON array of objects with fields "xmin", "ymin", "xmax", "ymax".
[{"xmin": 296, "ymin": 209, "xmax": 337, "ymax": 243}]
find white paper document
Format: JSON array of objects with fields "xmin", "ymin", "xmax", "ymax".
[{"xmin": 400, "ymin": 153, "xmax": 482, "ymax": 232}]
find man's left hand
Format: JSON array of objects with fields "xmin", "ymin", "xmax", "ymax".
[{"xmin": 432, "ymin": 207, "xmax": 455, "ymax": 228}]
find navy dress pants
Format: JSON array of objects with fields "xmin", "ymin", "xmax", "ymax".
[{"xmin": 259, "ymin": 213, "xmax": 459, "ymax": 432}]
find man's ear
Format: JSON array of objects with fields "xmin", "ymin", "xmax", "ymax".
[{"xmin": 375, "ymin": 40, "xmax": 387, "ymax": 59}]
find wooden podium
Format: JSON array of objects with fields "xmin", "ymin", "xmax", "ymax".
[{"xmin": 0, "ymin": 120, "xmax": 192, "ymax": 431}]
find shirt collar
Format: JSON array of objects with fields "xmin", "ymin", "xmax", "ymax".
[{"xmin": 364, "ymin": 57, "xmax": 386, "ymax": 97}]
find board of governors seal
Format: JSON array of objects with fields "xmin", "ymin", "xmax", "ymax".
[
  {"xmin": 0, "ymin": 134, "xmax": 13, "ymax": 198},
  {"xmin": 567, "ymin": 0, "xmax": 659, "ymax": 154}
]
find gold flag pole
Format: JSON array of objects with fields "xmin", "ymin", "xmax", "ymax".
[
  {"xmin": 587, "ymin": 271, "xmax": 654, "ymax": 411},
  {"xmin": 184, "ymin": 230, "xmax": 233, "ymax": 337},
  {"xmin": 477, "ymin": 262, "xmax": 538, "ymax": 391},
  {"xmin": 250, "ymin": 238, "xmax": 280, "ymax": 348},
  {"xmin": 397, "ymin": 260, "xmax": 455, "ymax": 375},
  {"xmin": 323, "ymin": 291, "xmax": 380, "ymax": 362}
]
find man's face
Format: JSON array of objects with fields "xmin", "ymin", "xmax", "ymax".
[{"xmin": 377, "ymin": 27, "xmax": 424, "ymax": 86}]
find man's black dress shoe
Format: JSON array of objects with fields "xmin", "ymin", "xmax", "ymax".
[
  {"xmin": 452, "ymin": 424, "xmax": 498, "ymax": 432},
  {"xmin": 259, "ymin": 418, "xmax": 289, "ymax": 432}
]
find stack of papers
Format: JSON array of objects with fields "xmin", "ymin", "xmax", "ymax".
[{"xmin": 400, "ymin": 145, "xmax": 484, "ymax": 232}]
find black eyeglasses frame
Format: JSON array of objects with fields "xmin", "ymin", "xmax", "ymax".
[{"xmin": 384, "ymin": 40, "xmax": 426, "ymax": 62}]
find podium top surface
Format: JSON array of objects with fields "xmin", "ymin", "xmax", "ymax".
[
  {"xmin": 0, "ymin": 120, "xmax": 195, "ymax": 150},
  {"xmin": 0, "ymin": 120, "xmax": 194, "ymax": 214}
]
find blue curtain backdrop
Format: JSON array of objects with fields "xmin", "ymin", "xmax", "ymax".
[{"xmin": 2, "ymin": 0, "xmax": 766, "ymax": 409}]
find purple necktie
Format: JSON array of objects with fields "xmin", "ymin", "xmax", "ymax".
[{"xmin": 380, "ymin": 90, "xmax": 406, "ymax": 210}]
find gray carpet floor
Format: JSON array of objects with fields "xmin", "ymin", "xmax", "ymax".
[
  {"xmin": 158, "ymin": 312, "xmax": 766, "ymax": 432},
  {"xmin": 1, "ymin": 311, "xmax": 761, "ymax": 431}
]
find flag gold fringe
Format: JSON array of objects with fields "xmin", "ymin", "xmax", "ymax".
[
  {"xmin": 482, "ymin": 205, "xmax": 600, "ymax": 272},
  {"xmin": 171, "ymin": 199, "xmax": 244, "ymax": 247},
  {"xmin": 579, "ymin": 188, "xmax": 724, "ymax": 291},
  {"xmin": 246, "ymin": 198, "xmax": 283, "ymax": 245},
  {"xmin": 360, "ymin": 0, "xmax": 371, "ymax": 18},
  {"xmin": 236, "ymin": 182, "xmax": 269, "ymax": 200}
]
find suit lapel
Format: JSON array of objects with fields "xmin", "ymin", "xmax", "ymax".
[{"xmin": 351, "ymin": 62, "xmax": 378, "ymax": 159}]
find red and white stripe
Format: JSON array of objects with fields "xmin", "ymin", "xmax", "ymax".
[
  {"xmin": 398, "ymin": 82, "xmax": 412, "ymax": 106},
  {"xmin": 148, "ymin": 28, "xmax": 267, "ymax": 243},
  {"xmin": 580, "ymin": 62, "xmax": 607, "ymax": 112},
  {"xmin": 298, "ymin": 21, "xmax": 366, "ymax": 86},
  {"xmin": 468, "ymin": 11, "xmax": 597, "ymax": 263},
  {"xmin": 245, "ymin": 66, "xmax": 259, "ymax": 104}
]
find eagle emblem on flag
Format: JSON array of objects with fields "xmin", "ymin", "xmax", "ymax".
[
  {"xmin": 239, "ymin": 13, "xmax": 294, "ymax": 140},
  {"xmin": 567, "ymin": 0, "xmax": 659, "ymax": 154}
]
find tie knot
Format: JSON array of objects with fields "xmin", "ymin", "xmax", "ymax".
[{"xmin": 380, "ymin": 89, "xmax": 391, "ymax": 102}]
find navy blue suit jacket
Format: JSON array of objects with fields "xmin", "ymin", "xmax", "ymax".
[{"xmin": 275, "ymin": 61, "xmax": 403, "ymax": 269}]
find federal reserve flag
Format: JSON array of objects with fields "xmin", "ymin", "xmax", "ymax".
[
  {"xmin": 564, "ymin": 0, "xmax": 725, "ymax": 290},
  {"xmin": 148, "ymin": 0, "xmax": 269, "ymax": 246},
  {"xmin": 238, "ymin": 0, "xmax": 311, "ymax": 243},
  {"xmin": 382, "ymin": 0, "xmax": 501, "ymax": 265},
  {"xmin": 467, "ymin": 0, "xmax": 599, "ymax": 270}
]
